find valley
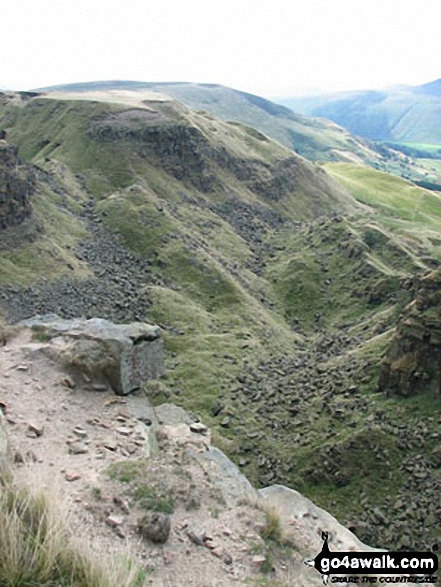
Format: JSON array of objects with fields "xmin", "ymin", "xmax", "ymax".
[{"xmin": 0, "ymin": 85, "xmax": 440, "ymax": 580}]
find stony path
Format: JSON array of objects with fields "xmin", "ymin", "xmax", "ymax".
[{"xmin": 0, "ymin": 329, "xmax": 317, "ymax": 586}]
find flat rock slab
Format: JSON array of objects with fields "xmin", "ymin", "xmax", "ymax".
[
  {"xmin": 22, "ymin": 314, "xmax": 164, "ymax": 395},
  {"xmin": 259, "ymin": 484, "xmax": 383, "ymax": 555}
]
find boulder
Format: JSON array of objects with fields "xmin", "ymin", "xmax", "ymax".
[
  {"xmin": 22, "ymin": 314, "xmax": 164, "ymax": 395},
  {"xmin": 259, "ymin": 484, "xmax": 382, "ymax": 556},
  {"xmin": 137, "ymin": 512, "xmax": 171, "ymax": 544},
  {"xmin": 190, "ymin": 446, "xmax": 258, "ymax": 506}
]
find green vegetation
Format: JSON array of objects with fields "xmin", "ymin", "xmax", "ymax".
[
  {"xmin": 37, "ymin": 80, "xmax": 393, "ymax": 167},
  {"xmin": 1, "ymin": 90, "xmax": 440, "ymax": 558},
  {"xmin": 0, "ymin": 177, "xmax": 89, "ymax": 286},
  {"xmin": 0, "ymin": 484, "xmax": 142, "ymax": 587},
  {"xmin": 386, "ymin": 141, "xmax": 441, "ymax": 158},
  {"xmin": 108, "ymin": 460, "xmax": 143, "ymax": 484},
  {"xmin": 324, "ymin": 162, "xmax": 441, "ymax": 259},
  {"xmin": 258, "ymin": 507, "xmax": 284, "ymax": 544},
  {"xmin": 107, "ymin": 460, "xmax": 175, "ymax": 513},
  {"xmin": 325, "ymin": 163, "xmax": 441, "ymax": 222},
  {"xmin": 280, "ymin": 82, "xmax": 441, "ymax": 145},
  {"xmin": 131, "ymin": 485, "xmax": 175, "ymax": 514}
]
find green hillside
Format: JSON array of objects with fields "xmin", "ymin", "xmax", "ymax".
[
  {"xmin": 279, "ymin": 80, "xmax": 441, "ymax": 145},
  {"xmin": 1, "ymin": 91, "xmax": 440, "ymax": 554},
  {"xmin": 37, "ymin": 80, "xmax": 389, "ymax": 166}
]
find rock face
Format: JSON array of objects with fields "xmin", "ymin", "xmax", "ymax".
[
  {"xmin": 22, "ymin": 314, "xmax": 164, "ymax": 395},
  {"xmin": 378, "ymin": 269, "xmax": 441, "ymax": 397},
  {"xmin": 0, "ymin": 140, "xmax": 34, "ymax": 230},
  {"xmin": 260, "ymin": 485, "xmax": 382, "ymax": 555}
]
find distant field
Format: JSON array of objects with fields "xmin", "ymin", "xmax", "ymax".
[
  {"xmin": 400, "ymin": 142, "xmax": 441, "ymax": 156},
  {"xmin": 324, "ymin": 163, "xmax": 441, "ymax": 220}
]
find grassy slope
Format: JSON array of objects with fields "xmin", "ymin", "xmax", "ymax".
[
  {"xmin": 0, "ymin": 93, "xmax": 324, "ymax": 410},
  {"xmin": 38, "ymin": 81, "xmax": 440, "ymax": 188},
  {"xmin": 36, "ymin": 80, "xmax": 386, "ymax": 166},
  {"xmin": 1, "ymin": 93, "xmax": 440, "ymax": 552},
  {"xmin": 324, "ymin": 162, "xmax": 441, "ymax": 258},
  {"xmin": 0, "ymin": 170, "xmax": 89, "ymax": 286}
]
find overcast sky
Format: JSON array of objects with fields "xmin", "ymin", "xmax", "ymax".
[{"xmin": 2, "ymin": 0, "xmax": 440, "ymax": 97}]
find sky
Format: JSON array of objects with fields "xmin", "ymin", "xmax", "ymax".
[{"xmin": 2, "ymin": 0, "xmax": 441, "ymax": 97}]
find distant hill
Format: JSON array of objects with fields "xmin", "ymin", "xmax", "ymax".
[
  {"xmin": 278, "ymin": 79, "xmax": 441, "ymax": 144},
  {"xmin": 36, "ymin": 80, "xmax": 387, "ymax": 166}
]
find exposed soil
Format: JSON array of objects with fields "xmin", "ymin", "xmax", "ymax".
[{"xmin": 0, "ymin": 329, "xmax": 309, "ymax": 587}]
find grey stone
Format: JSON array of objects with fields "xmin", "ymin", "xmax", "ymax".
[
  {"xmin": 186, "ymin": 526, "xmax": 206, "ymax": 546},
  {"xmin": 189, "ymin": 422, "xmax": 208, "ymax": 435},
  {"xmin": 190, "ymin": 446, "xmax": 257, "ymax": 506},
  {"xmin": 21, "ymin": 315, "xmax": 164, "ymax": 395},
  {"xmin": 27, "ymin": 421, "xmax": 44, "ymax": 437},
  {"xmin": 137, "ymin": 512, "xmax": 171, "ymax": 544},
  {"xmin": 0, "ymin": 141, "xmax": 34, "ymax": 230},
  {"xmin": 155, "ymin": 403, "xmax": 192, "ymax": 426},
  {"xmin": 68, "ymin": 443, "xmax": 89, "ymax": 455},
  {"xmin": 220, "ymin": 416, "xmax": 231, "ymax": 428}
]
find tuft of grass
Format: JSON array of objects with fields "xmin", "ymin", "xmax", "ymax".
[
  {"xmin": 257, "ymin": 506, "xmax": 284, "ymax": 545},
  {"xmin": 131, "ymin": 485, "xmax": 175, "ymax": 514},
  {"xmin": 247, "ymin": 497, "xmax": 289, "ymax": 547},
  {"xmin": 0, "ymin": 316, "xmax": 20, "ymax": 345},
  {"xmin": 0, "ymin": 484, "xmax": 142, "ymax": 587},
  {"xmin": 30, "ymin": 324, "xmax": 52, "ymax": 343},
  {"xmin": 107, "ymin": 461, "xmax": 143, "ymax": 484},
  {"xmin": 107, "ymin": 460, "xmax": 175, "ymax": 513}
]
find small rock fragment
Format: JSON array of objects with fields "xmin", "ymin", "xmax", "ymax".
[
  {"xmin": 61, "ymin": 375, "xmax": 76, "ymax": 389},
  {"xmin": 106, "ymin": 515, "xmax": 123, "ymax": 528},
  {"xmin": 68, "ymin": 443, "xmax": 89, "ymax": 455},
  {"xmin": 73, "ymin": 427, "xmax": 88, "ymax": 439},
  {"xmin": 220, "ymin": 416, "xmax": 231, "ymax": 428},
  {"xmin": 186, "ymin": 526, "xmax": 206, "ymax": 546},
  {"xmin": 103, "ymin": 439, "xmax": 118, "ymax": 451},
  {"xmin": 64, "ymin": 471, "xmax": 81, "ymax": 482},
  {"xmin": 28, "ymin": 422, "xmax": 44, "ymax": 437},
  {"xmin": 190, "ymin": 422, "xmax": 208, "ymax": 435},
  {"xmin": 14, "ymin": 451, "xmax": 24, "ymax": 464},
  {"xmin": 113, "ymin": 496, "xmax": 130, "ymax": 514}
]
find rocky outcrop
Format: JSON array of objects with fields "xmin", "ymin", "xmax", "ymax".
[
  {"xmin": 378, "ymin": 269, "xmax": 441, "ymax": 397},
  {"xmin": 0, "ymin": 140, "xmax": 34, "ymax": 229},
  {"xmin": 260, "ymin": 485, "xmax": 382, "ymax": 555},
  {"xmin": 21, "ymin": 315, "xmax": 164, "ymax": 395},
  {"xmin": 88, "ymin": 113, "xmax": 217, "ymax": 192}
]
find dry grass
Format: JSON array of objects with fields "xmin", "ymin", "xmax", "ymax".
[
  {"xmin": 0, "ymin": 483, "xmax": 144, "ymax": 587},
  {"xmin": 245, "ymin": 495, "xmax": 289, "ymax": 546},
  {"xmin": 0, "ymin": 316, "xmax": 20, "ymax": 345}
]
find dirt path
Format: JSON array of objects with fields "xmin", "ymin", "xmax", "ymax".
[{"xmin": 0, "ymin": 328, "xmax": 308, "ymax": 586}]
